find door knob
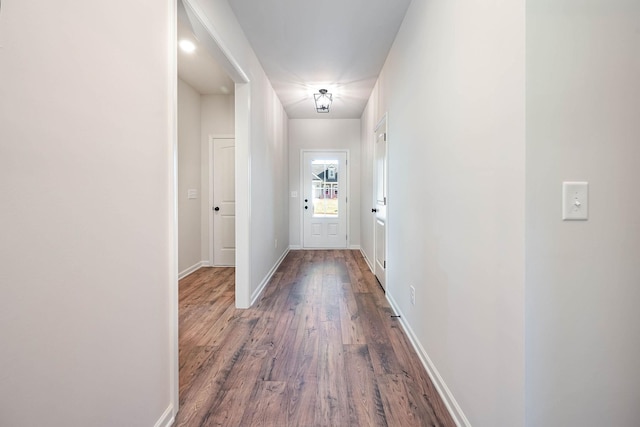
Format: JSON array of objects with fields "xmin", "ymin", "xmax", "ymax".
[
  {"xmin": 371, "ymin": 208, "xmax": 377, "ymax": 213},
  {"xmin": 304, "ymin": 206, "xmax": 308, "ymax": 210},
  {"xmin": 304, "ymin": 199, "xmax": 308, "ymax": 202},
  {"xmin": 214, "ymin": 206, "xmax": 220, "ymax": 211}
]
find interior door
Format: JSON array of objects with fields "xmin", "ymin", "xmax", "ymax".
[
  {"xmin": 302, "ymin": 151, "xmax": 348, "ymax": 248},
  {"xmin": 374, "ymin": 120, "xmax": 387, "ymax": 289},
  {"xmin": 212, "ymin": 138, "xmax": 235, "ymax": 266}
]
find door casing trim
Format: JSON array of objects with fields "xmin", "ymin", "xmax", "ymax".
[
  {"xmin": 208, "ymin": 135, "xmax": 235, "ymax": 266},
  {"xmin": 373, "ymin": 114, "xmax": 388, "ymax": 289},
  {"xmin": 299, "ymin": 149, "xmax": 350, "ymax": 249}
]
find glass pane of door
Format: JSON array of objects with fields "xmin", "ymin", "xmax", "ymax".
[{"xmin": 311, "ymin": 159, "xmax": 339, "ymax": 218}]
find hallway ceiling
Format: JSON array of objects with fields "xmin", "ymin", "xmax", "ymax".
[
  {"xmin": 177, "ymin": 20, "xmax": 235, "ymax": 95},
  {"xmin": 228, "ymin": 0, "xmax": 412, "ymax": 119}
]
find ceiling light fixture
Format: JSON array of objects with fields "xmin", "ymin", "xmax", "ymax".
[
  {"xmin": 179, "ymin": 39, "xmax": 196, "ymax": 53},
  {"xmin": 314, "ymin": 89, "xmax": 332, "ymax": 113}
]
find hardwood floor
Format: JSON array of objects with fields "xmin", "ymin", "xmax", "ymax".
[{"xmin": 176, "ymin": 250, "xmax": 455, "ymax": 427}]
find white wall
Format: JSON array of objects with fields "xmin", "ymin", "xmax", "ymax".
[
  {"xmin": 525, "ymin": 1, "xmax": 640, "ymax": 425},
  {"xmin": 249, "ymin": 73, "xmax": 289, "ymax": 298},
  {"xmin": 178, "ymin": 78, "xmax": 203, "ymax": 273},
  {"xmin": 289, "ymin": 119, "xmax": 361, "ymax": 248},
  {"xmin": 0, "ymin": 1, "xmax": 175, "ymax": 426},
  {"xmin": 186, "ymin": 0, "xmax": 289, "ymax": 306},
  {"xmin": 201, "ymin": 95, "xmax": 235, "ymax": 136},
  {"xmin": 363, "ymin": 0, "xmax": 526, "ymax": 425},
  {"xmin": 200, "ymin": 94, "xmax": 235, "ymax": 263}
]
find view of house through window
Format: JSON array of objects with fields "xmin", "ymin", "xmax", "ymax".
[{"xmin": 311, "ymin": 160, "xmax": 339, "ymax": 217}]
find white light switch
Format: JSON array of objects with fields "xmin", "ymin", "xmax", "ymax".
[
  {"xmin": 187, "ymin": 189, "xmax": 198, "ymax": 200},
  {"xmin": 291, "ymin": 191, "xmax": 298, "ymax": 198},
  {"xmin": 562, "ymin": 182, "xmax": 588, "ymax": 220}
]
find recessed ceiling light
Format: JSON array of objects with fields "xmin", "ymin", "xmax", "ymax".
[
  {"xmin": 179, "ymin": 40, "xmax": 196, "ymax": 53},
  {"xmin": 220, "ymin": 85, "xmax": 230, "ymax": 94}
]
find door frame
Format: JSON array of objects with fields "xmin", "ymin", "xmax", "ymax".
[
  {"xmin": 300, "ymin": 149, "xmax": 350, "ymax": 249},
  {"xmin": 208, "ymin": 134, "xmax": 235, "ymax": 266},
  {"xmin": 181, "ymin": 0, "xmax": 251, "ymax": 308},
  {"xmin": 175, "ymin": 0, "xmax": 252, "ymax": 417},
  {"xmin": 373, "ymin": 114, "xmax": 388, "ymax": 288}
]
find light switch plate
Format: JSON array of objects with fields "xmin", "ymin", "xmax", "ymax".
[
  {"xmin": 187, "ymin": 189, "xmax": 198, "ymax": 200},
  {"xmin": 291, "ymin": 191, "xmax": 298, "ymax": 198},
  {"xmin": 562, "ymin": 182, "xmax": 588, "ymax": 220}
]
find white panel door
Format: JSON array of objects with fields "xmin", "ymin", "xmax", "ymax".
[
  {"xmin": 302, "ymin": 151, "xmax": 348, "ymax": 248},
  {"xmin": 213, "ymin": 138, "xmax": 235, "ymax": 266},
  {"xmin": 374, "ymin": 120, "xmax": 387, "ymax": 289}
]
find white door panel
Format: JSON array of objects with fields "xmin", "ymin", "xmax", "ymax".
[
  {"xmin": 302, "ymin": 151, "xmax": 348, "ymax": 248},
  {"xmin": 375, "ymin": 218, "xmax": 386, "ymax": 287},
  {"xmin": 213, "ymin": 138, "xmax": 235, "ymax": 266},
  {"xmin": 374, "ymin": 119, "xmax": 387, "ymax": 289}
]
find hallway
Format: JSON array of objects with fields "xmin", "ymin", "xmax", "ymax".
[{"xmin": 176, "ymin": 250, "xmax": 454, "ymax": 426}]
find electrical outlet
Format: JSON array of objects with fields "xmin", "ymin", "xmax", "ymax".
[{"xmin": 410, "ymin": 285, "xmax": 416, "ymax": 306}]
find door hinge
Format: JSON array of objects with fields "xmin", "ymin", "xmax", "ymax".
[
  {"xmin": 384, "ymin": 133, "xmax": 387, "ymax": 142},
  {"xmin": 384, "ymin": 260, "xmax": 386, "ymax": 268},
  {"xmin": 384, "ymin": 196, "xmax": 387, "ymax": 205},
  {"xmin": 346, "ymin": 197, "xmax": 348, "ymax": 203},
  {"xmin": 346, "ymin": 235, "xmax": 348, "ymax": 241}
]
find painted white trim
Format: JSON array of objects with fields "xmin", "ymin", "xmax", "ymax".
[
  {"xmin": 250, "ymin": 248, "xmax": 290, "ymax": 306},
  {"xmin": 289, "ymin": 245, "xmax": 302, "ymax": 250},
  {"xmin": 297, "ymin": 248, "xmax": 355, "ymax": 251},
  {"xmin": 373, "ymin": 114, "xmax": 388, "ymax": 289},
  {"xmin": 154, "ymin": 404, "xmax": 175, "ymax": 427},
  {"xmin": 181, "ymin": 0, "xmax": 250, "ymax": 84},
  {"xmin": 208, "ymin": 136, "xmax": 214, "ymax": 266},
  {"xmin": 208, "ymin": 136, "xmax": 236, "ymax": 267},
  {"xmin": 178, "ymin": 261, "xmax": 210, "ymax": 280},
  {"xmin": 235, "ymin": 82, "xmax": 252, "ymax": 308},
  {"xmin": 349, "ymin": 244, "xmax": 360, "ymax": 250},
  {"xmin": 374, "ymin": 112, "xmax": 388, "ymax": 134},
  {"xmin": 360, "ymin": 248, "xmax": 374, "ymax": 273},
  {"xmin": 168, "ymin": 0, "xmax": 179, "ymax": 416},
  {"xmin": 181, "ymin": 0, "xmax": 251, "ymax": 310},
  {"xmin": 386, "ymin": 292, "xmax": 470, "ymax": 427}
]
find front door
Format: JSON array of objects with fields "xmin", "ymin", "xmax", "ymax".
[
  {"xmin": 212, "ymin": 138, "xmax": 235, "ymax": 266},
  {"xmin": 374, "ymin": 119, "xmax": 387, "ymax": 289},
  {"xmin": 302, "ymin": 151, "xmax": 348, "ymax": 248}
]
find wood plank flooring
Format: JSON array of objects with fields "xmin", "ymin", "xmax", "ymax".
[{"xmin": 176, "ymin": 250, "xmax": 455, "ymax": 427}]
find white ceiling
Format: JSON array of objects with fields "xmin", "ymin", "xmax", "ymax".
[
  {"xmin": 227, "ymin": 0, "xmax": 412, "ymax": 119},
  {"xmin": 177, "ymin": 19, "xmax": 235, "ymax": 95}
]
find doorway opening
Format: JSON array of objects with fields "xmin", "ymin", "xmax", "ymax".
[
  {"xmin": 173, "ymin": 0, "xmax": 252, "ymax": 414},
  {"xmin": 301, "ymin": 150, "xmax": 349, "ymax": 248},
  {"xmin": 209, "ymin": 136, "xmax": 236, "ymax": 266},
  {"xmin": 373, "ymin": 115, "xmax": 388, "ymax": 290}
]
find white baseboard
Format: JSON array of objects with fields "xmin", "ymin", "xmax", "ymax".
[
  {"xmin": 386, "ymin": 292, "xmax": 470, "ymax": 427},
  {"xmin": 250, "ymin": 248, "xmax": 290, "ymax": 306},
  {"xmin": 289, "ymin": 245, "xmax": 360, "ymax": 250},
  {"xmin": 178, "ymin": 261, "xmax": 208, "ymax": 280},
  {"xmin": 359, "ymin": 248, "xmax": 374, "ymax": 272},
  {"xmin": 289, "ymin": 245, "xmax": 360, "ymax": 251},
  {"xmin": 154, "ymin": 404, "xmax": 175, "ymax": 427}
]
